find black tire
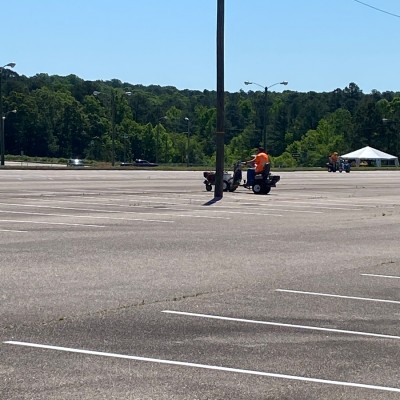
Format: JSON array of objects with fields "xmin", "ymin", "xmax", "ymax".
[
  {"xmin": 252, "ymin": 183, "xmax": 263, "ymax": 194},
  {"xmin": 228, "ymin": 178, "xmax": 237, "ymax": 192},
  {"xmin": 263, "ymin": 186, "xmax": 271, "ymax": 194},
  {"xmin": 205, "ymin": 183, "xmax": 212, "ymax": 191}
]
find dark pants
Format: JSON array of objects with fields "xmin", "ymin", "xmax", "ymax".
[{"xmin": 246, "ymin": 168, "xmax": 255, "ymax": 186}]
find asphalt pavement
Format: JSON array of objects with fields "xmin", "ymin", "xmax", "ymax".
[{"xmin": 1, "ymin": 169, "xmax": 400, "ymax": 399}]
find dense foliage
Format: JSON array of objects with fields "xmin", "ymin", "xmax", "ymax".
[{"xmin": 2, "ymin": 71, "xmax": 400, "ymax": 167}]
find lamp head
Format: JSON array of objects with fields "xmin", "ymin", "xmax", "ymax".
[
  {"xmin": 3, "ymin": 109, "xmax": 17, "ymax": 118},
  {"xmin": 185, "ymin": 117, "xmax": 189, "ymax": 121},
  {"xmin": 93, "ymin": 91, "xmax": 101, "ymax": 96},
  {"xmin": 7, "ymin": 63, "xmax": 16, "ymax": 69},
  {"xmin": 281, "ymin": 81, "xmax": 288, "ymax": 86},
  {"xmin": 244, "ymin": 81, "xmax": 252, "ymax": 85}
]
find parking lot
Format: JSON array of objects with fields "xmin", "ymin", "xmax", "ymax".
[{"xmin": 1, "ymin": 169, "xmax": 400, "ymax": 399}]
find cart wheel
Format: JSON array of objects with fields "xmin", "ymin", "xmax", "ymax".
[
  {"xmin": 205, "ymin": 183, "xmax": 212, "ymax": 191},
  {"xmin": 263, "ymin": 186, "xmax": 271, "ymax": 194},
  {"xmin": 252, "ymin": 183, "xmax": 263, "ymax": 194}
]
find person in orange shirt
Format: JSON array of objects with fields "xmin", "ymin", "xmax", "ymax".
[
  {"xmin": 244, "ymin": 147, "xmax": 270, "ymax": 186},
  {"xmin": 245, "ymin": 147, "xmax": 270, "ymax": 173},
  {"xmin": 329, "ymin": 151, "xmax": 339, "ymax": 171}
]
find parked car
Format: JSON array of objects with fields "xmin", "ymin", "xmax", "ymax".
[
  {"xmin": 132, "ymin": 159, "xmax": 158, "ymax": 167},
  {"xmin": 67, "ymin": 158, "xmax": 84, "ymax": 167}
]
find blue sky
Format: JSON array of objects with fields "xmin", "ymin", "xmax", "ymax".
[{"xmin": 3, "ymin": 0, "xmax": 400, "ymax": 93}]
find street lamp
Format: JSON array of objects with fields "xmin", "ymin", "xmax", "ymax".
[
  {"xmin": 156, "ymin": 116, "xmax": 167, "ymax": 164},
  {"xmin": 215, "ymin": 0, "xmax": 225, "ymax": 198},
  {"xmin": 93, "ymin": 89, "xmax": 131, "ymax": 166},
  {"xmin": 123, "ymin": 133, "xmax": 128, "ymax": 164},
  {"xmin": 244, "ymin": 80, "xmax": 288, "ymax": 150},
  {"xmin": 0, "ymin": 62, "xmax": 16, "ymax": 166},
  {"xmin": 1, "ymin": 109, "xmax": 17, "ymax": 166},
  {"xmin": 382, "ymin": 118, "xmax": 400, "ymax": 156},
  {"xmin": 184, "ymin": 117, "xmax": 190, "ymax": 167}
]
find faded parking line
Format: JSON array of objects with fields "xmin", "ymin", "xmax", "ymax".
[
  {"xmin": 0, "ymin": 219, "xmax": 106, "ymax": 228},
  {"xmin": 0, "ymin": 228, "xmax": 28, "ymax": 233},
  {"xmin": 0, "ymin": 210, "xmax": 174, "ymax": 224},
  {"xmin": 0, "ymin": 202, "xmax": 229, "ymax": 220}
]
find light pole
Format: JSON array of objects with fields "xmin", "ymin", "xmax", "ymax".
[
  {"xmin": 185, "ymin": 117, "xmax": 190, "ymax": 167},
  {"xmin": 1, "ymin": 109, "xmax": 17, "ymax": 165},
  {"xmin": 156, "ymin": 116, "xmax": 167, "ymax": 164},
  {"xmin": 382, "ymin": 118, "xmax": 400, "ymax": 157},
  {"xmin": 93, "ymin": 89, "xmax": 131, "ymax": 166},
  {"xmin": 244, "ymin": 80, "xmax": 288, "ymax": 150},
  {"xmin": 123, "ymin": 133, "xmax": 128, "ymax": 164},
  {"xmin": 215, "ymin": 0, "xmax": 225, "ymax": 198},
  {"xmin": 0, "ymin": 62, "xmax": 16, "ymax": 166}
]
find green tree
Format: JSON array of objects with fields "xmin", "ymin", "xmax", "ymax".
[{"xmin": 286, "ymin": 109, "xmax": 352, "ymax": 166}]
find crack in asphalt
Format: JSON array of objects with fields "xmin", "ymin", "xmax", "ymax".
[{"xmin": 1, "ymin": 286, "xmax": 241, "ymax": 333}]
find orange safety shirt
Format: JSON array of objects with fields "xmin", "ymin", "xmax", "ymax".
[
  {"xmin": 331, "ymin": 154, "xmax": 338, "ymax": 163},
  {"xmin": 255, "ymin": 152, "xmax": 269, "ymax": 173}
]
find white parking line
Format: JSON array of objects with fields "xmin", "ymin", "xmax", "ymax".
[
  {"xmin": 0, "ymin": 228, "xmax": 27, "ymax": 233},
  {"xmin": 0, "ymin": 202, "xmax": 229, "ymax": 220},
  {"xmin": 275, "ymin": 199, "xmax": 384, "ymax": 209},
  {"xmin": 4, "ymin": 341, "xmax": 400, "ymax": 393},
  {"xmin": 68, "ymin": 193, "xmax": 323, "ymax": 213},
  {"xmin": 362, "ymin": 273, "xmax": 400, "ymax": 280},
  {"xmin": 0, "ymin": 219, "xmax": 105, "ymax": 228},
  {"xmin": 0, "ymin": 210, "xmax": 173, "ymax": 224},
  {"xmin": 276, "ymin": 289, "xmax": 400, "ymax": 304},
  {"xmin": 162, "ymin": 310, "xmax": 400, "ymax": 340},
  {"xmin": 41, "ymin": 198, "xmax": 288, "ymax": 216},
  {"xmin": 40, "ymin": 199, "xmax": 283, "ymax": 216}
]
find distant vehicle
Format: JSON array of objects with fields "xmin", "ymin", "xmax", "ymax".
[
  {"xmin": 132, "ymin": 159, "xmax": 158, "ymax": 167},
  {"xmin": 67, "ymin": 158, "xmax": 84, "ymax": 167}
]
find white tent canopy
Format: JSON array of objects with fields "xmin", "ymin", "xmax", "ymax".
[{"xmin": 341, "ymin": 146, "xmax": 399, "ymax": 167}]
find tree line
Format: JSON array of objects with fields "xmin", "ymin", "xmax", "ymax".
[{"xmin": 2, "ymin": 71, "xmax": 400, "ymax": 167}]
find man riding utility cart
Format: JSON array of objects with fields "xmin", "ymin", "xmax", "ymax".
[
  {"xmin": 202, "ymin": 147, "xmax": 280, "ymax": 194},
  {"xmin": 243, "ymin": 147, "xmax": 280, "ymax": 194}
]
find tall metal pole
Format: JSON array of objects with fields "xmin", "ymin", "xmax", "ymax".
[
  {"xmin": 215, "ymin": 0, "xmax": 225, "ymax": 198},
  {"xmin": 123, "ymin": 134, "xmax": 127, "ymax": 164},
  {"xmin": 94, "ymin": 89, "xmax": 130, "ymax": 166},
  {"xmin": 185, "ymin": 117, "xmax": 190, "ymax": 167},
  {"xmin": 156, "ymin": 123, "xmax": 160, "ymax": 164},
  {"xmin": 111, "ymin": 90, "xmax": 116, "ymax": 167},
  {"xmin": 383, "ymin": 118, "xmax": 400, "ymax": 157},
  {"xmin": 244, "ymin": 80, "xmax": 288, "ymax": 150},
  {"xmin": 0, "ymin": 63, "xmax": 16, "ymax": 166},
  {"xmin": 0, "ymin": 70, "xmax": 4, "ymax": 166},
  {"xmin": 157, "ymin": 116, "xmax": 167, "ymax": 164},
  {"xmin": 263, "ymin": 86, "xmax": 268, "ymax": 150}
]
